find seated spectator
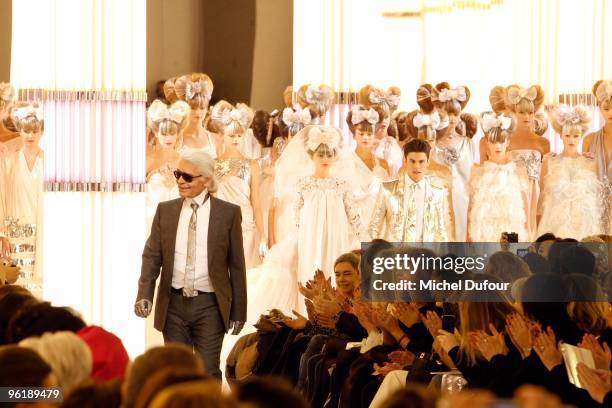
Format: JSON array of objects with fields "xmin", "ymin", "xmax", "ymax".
[
  {"xmin": 135, "ymin": 368, "xmax": 207, "ymax": 408},
  {"xmin": 19, "ymin": 331, "xmax": 93, "ymax": 395},
  {"xmin": 0, "ymin": 285, "xmax": 37, "ymax": 345},
  {"xmin": 148, "ymin": 380, "xmax": 237, "ymax": 408},
  {"xmin": 61, "ymin": 379, "xmax": 122, "ymax": 408},
  {"xmin": 0, "ymin": 345, "xmax": 57, "ymax": 404},
  {"xmin": 522, "ymin": 252, "xmax": 551, "ymax": 274},
  {"xmin": 77, "ymin": 325, "xmax": 130, "ymax": 382},
  {"xmin": 533, "ymin": 233, "xmax": 557, "ymax": 258},
  {"xmin": 122, "ymin": 344, "xmax": 205, "ymax": 408},
  {"xmin": 235, "ymin": 376, "xmax": 309, "ymax": 408},
  {"xmin": 7, "ymin": 302, "xmax": 86, "ymax": 343}
]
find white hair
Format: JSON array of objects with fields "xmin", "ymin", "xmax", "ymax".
[
  {"xmin": 178, "ymin": 147, "xmax": 218, "ymax": 192},
  {"xmin": 19, "ymin": 331, "xmax": 92, "ymax": 392}
]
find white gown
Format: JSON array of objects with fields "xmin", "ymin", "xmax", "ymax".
[
  {"xmin": 214, "ymin": 158, "xmax": 261, "ymax": 269},
  {"xmin": 468, "ymin": 161, "xmax": 528, "ymax": 242},
  {"xmin": 145, "ymin": 164, "xmax": 179, "ymax": 232},
  {"xmin": 257, "ymin": 148, "xmax": 274, "ymax": 239},
  {"xmin": 509, "ymin": 149, "xmax": 542, "ymax": 241},
  {"xmin": 537, "ymin": 154, "xmax": 603, "ymax": 239},
  {"xmin": 374, "ymin": 136, "xmax": 403, "ymax": 178},
  {"xmin": 434, "ymin": 137, "xmax": 475, "ymax": 242},
  {"xmin": 352, "ymin": 154, "xmax": 387, "ymax": 227},
  {"xmin": 1, "ymin": 149, "xmax": 44, "ymax": 296},
  {"xmin": 245, "ymin": 175, "xmax": 365, "ymax": 324}
]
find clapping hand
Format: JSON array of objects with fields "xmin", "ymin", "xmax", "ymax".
[
  {"xmin": 470, "ymin": 324, "xmax": 508, "ymax": 362},
  {"xmin": 388, "ymin": 350, "xmax": 416, "ymax": 367},
  {"xmin": 437, "ymin": 329, "xmax": 460, "ymax": 353},
  {"xmin": 388, "ymin": 302, "xmax": 421, "ymax": 328},
  {"xmin": 576, "ymin": 363, "xmax": 612, "ymax": 404},
  {"xmin": 373, "ymin": 362, "xmax": 403, "ymax": 377},
  {"xmin": 533, "ymin": 327, "xmax": 562, "ymax": 371},
  {"xmin": 282, "ymin": 309, "xmax": 308, "ymax": 330},
  {"xmin": 579, "ymin": 334, "xmax": 611, "ymax": 371},
  {"xmin": 506, "ymin": 313, "xmax": 538, "ymax": 359},
  {"xmin": 422, "ymin": 310, "xmax": 442, "ymax": 338}
]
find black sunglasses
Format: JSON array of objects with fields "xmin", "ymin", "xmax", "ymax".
[{"xmin": 173, "ymin": 170, "xmax": 203, "ymax": 183}]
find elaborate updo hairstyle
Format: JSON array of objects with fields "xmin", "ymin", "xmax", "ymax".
[
  {"xmin": 480, "ymin": 111, "xmax": 515, "ymax": 144},
  {"xmin": 434, "ymin": 82, "xmax": 471, "ymax": 116},
  {"xmin": 210, "ymin": 101, "xmax": 254, "ymax": 137},
  {"xmin": 10, "ymin": 102, "xmax": 44, "ymax": 134},
  {"xmin": 302, "ymin": 125, "xmax": 343, "ymax": 157},
  {"xmin": 489, "ymin": 86, "xmax": 507, "ymax": 114},
  {"xmin": 533, "ymin": 111, "xmax": 549, "ymax": 136},
  {"xmin": 416, "ymin": 84, "xmax": 438, "ymax": 114},
  {"xmin": 359, "ymin": 85, "xmax": 401, "ymax": 119},
  {"xmin": 168, "ymin": 73, "xmax": 214, "ymax": 110},
  {"xmin": 147, "ymin": 100, "xmax": 191, "ymax": 143},
  {"xmin": 346, "ymin": 105, "xmax": 380, "ymax": 134},
  {"xmin": 505, "ymin": 84, "xmax": 545, "ymax": 114},
  {"xmin": 592, "ymin": 80, "xmax": 612, "ymax": 109},
  {"xmin": 280, "ymin": 106, "xmax": 312, "ymax": 137},
  {"xmin": 458, "ymin": 113, "xmax": 478, "ymax": 139},
  {"xmin": 251, "ymin": 110, "xmax": 281, "ymax": 148},
  {"xmin": 163, "ymin": 77, "xmax": 179, "ymax": 103},
  {"xmin": 404, "ymin": 110, "xmax": 442, "ymax": 143},
  {"xmin": 296, "ymin": 84, "xmax": 335, "ymax": 119},
  {"xmin": 550, "ymin": 105, "xmax": 591, "ymax": 136},
  {"xmin": 394, "ymin": 111, "xmax": 411, "ymax": 142}
]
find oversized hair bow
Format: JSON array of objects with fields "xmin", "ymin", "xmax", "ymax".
[
  {"xmin": 351, "ymin": 106, "xmax": 379, "ymax": 125},
  {"xmin": 305, "ymin": 126, "xmax": 341, "ymax": 152},
  {"xmin": 595, "ymin": 81, "xmax": 612, "ymax": 103},
  {"xmin": 282, "ymin": 106, "xmax": 311, "ymax": 128},
  {"xmin": 481, "ymin": 113, "xmax": 512, "ymax": 133},
  {"xmin": 506, "ymin": 86, "xmax": 537, "ymax": 105},
  {"xmin": 185, "ymin": 79, "xmax": 212, "ymax": 101},
  {"xmin": 12, "ymin": 104, "xmax": 44, "ymax": 122},
  {"xmin": 220, "ymin": 106, "xmax": 250, "ymax": 128},
  {"xmin": 305, "ymin": 86, "xmax": 332, "ymax": 105},
  {"xmin": 413, "ymin": 111, "xmax": 441, "ymax": 129},
  {"xmin": 437, "ymin": 86, "xmax": 467, "ymax": 103},
  {"xmin": 553, "ymin": 105, "xmax": 582, "ymax": 128},
  {"xmin": 148, "ymin": 100, "xmax": 189, "ymax": 124},
  {"xmin": 369, "ymin": 89, "xmax": 400, "ymax": 111}
]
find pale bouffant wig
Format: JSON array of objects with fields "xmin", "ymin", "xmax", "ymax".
[
  {"xmin": 165, "ymin": 73, "xmax": 214, "ymax": 110},
  {"xmin": 592, "ymin": 80, "xmax": 612, "ymax": 109},
  {"xmin": 210, "ymin": 101, "xmax": 254, "ymax": 136},
  {"xmin": 533, "ymin": 111, "xmax": 549, "ymax": 136},
  {"xmin": 10, "ymin": 101, "xmax": 44, "ymax": 133},
  {"xmin": 434, "ymin": 82, "xmax": 471, "ymax": 116},
  {"xmin": 147, "ymin": 99, "xmax": 191, "ymax": 139},
  {"xmin": 458, "ymin": 113, "xmax": 478, "ymax": 139},
  {"xmin": 550, "ymin": 105, "xmax": 591, "ymax": 136},
  {"xmin": 358, "ymin": 85, "xmax": 401, "ymax": 119},
  {"xmin": 505, "ymin": 84, "xmax": 545, "ymax": 114},
  {"xmin": 489, "ymin": 86, "xmax": 507, "ymax": 114},
  {"xmin": 296, "ymin": 84, "xmax": 335, "ymax": 119},
  {"xmin": 480, "ymin": 111, "xmax": 516, "ymax": 144},
  {"xmin": 346, "ymin": 105, "xmax": 380, "ymax": 134},
  {"xmin": 404, "ymin": 110, "xmax": 440, "ymax": 143},
  {"xmin": 416, "ymin": 84, "xmax": 438, "ymax": 114}
]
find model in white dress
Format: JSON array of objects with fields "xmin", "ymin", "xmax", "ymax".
[
  {"xmin": 469, "ymin": 113, "xmax": 529, "ymax": 242},
  {"xmin": 0, "ymin": 103, "xmax": 45, "ymax": 296},
  {"xmin": 145, "ymin": 100, "xmax": 191, "ymax": 230},
  {"xmin": 211, "ymin": 102, "xmax": 265, "ymax": 269},
  {"xmin": 431, "ymin": 84, "xmax": 476, "ymax": 242},
  {"xmin": 538, "ymin": 105, "xmax": 603, "ymax": 239},
  {"xmin": 245, "ymin": 125, "xmax": 368, "ymax": 323}
]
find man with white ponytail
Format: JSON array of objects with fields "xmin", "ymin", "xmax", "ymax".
[{"xmin": 135, "ymin": 147, "xmax": 246, "ymax": 379}]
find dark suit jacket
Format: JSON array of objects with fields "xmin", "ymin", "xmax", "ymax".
[{"xmin": 137, "ymin": 195, "xmax": 247, "ymax": 332}]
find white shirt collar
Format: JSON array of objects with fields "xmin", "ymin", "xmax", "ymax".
[
  {"xmin": 186, "ymin": 190, "xmax": 209, "ymax": 207},
  {"xmin": 405, "ymin": 175, "xmax": 427, "ymax": 189}
]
